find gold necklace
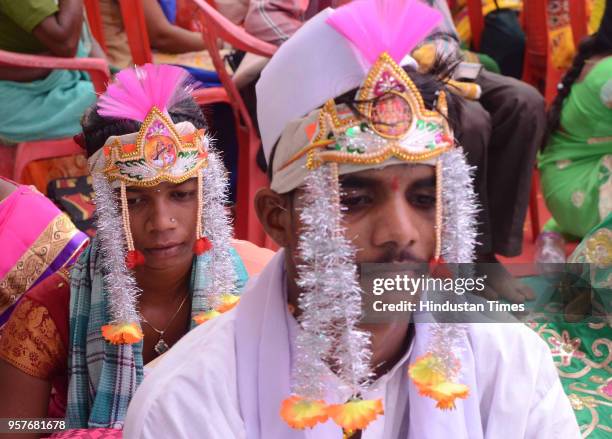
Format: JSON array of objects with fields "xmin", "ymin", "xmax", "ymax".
[{"xmin": 141, "ymin": 293, "xmax": 190, "ymax": 355}]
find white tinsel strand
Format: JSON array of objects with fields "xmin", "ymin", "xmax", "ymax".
[
  {"xmin": 199, "ymin": 146, "xmax": 238, "ymax": 310},
  {"xmin": 428, "ymin": 148, "xmax": 475, "ymax": 382},
  {"xmin": 293, "ymin": 165, "xmax": 373, "ymax": 399},
  {"xmin": 92, "ymin": 173, "xmax": 141, "ymax": 324},
  {"xmin": 440, "ymin": 147, "xmax": 479, "ymax": 264},
  {"xmin": 427, "ymin": 323, "xmax": 467, "ymax": 381}
]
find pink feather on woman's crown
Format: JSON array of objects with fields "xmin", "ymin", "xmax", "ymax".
[
  {"xmin": 97, "ymin": 64, "xmax": 192, "ymax": 122},
  {"xmin": 326, "ymin": 0, "xmax": 443, "ymax": 65}
]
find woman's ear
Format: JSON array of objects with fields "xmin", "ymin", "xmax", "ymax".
[{"xmin": 254, "ymin": 188, "xmax": 293, "ymax": 248}]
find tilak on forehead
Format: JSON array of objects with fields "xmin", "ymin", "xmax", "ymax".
[
  {"xmin": 254, "ymin": 0, "xmax": 480, "ymax": 433},
  {"xmin": 390, "ymin": 175, "xmax": 400, "ymax": 192}
]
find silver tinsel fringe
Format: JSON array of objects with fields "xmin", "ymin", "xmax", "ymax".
[
  {"xmin": 92, "ymin": 173, "xmax": 141, "ymax": 324},
  {"xmin": 427, "ymin": 323, "xmax": 467, "ymax": 381},
  {"xmin": 428, "ymin": 147, "xmax": 477, "ymax": 382},
  {"xmin": 293, "ymin": 164, "xmax": 373, "ymax": 400},
  {"xmin": 440, "ymin": 147, "xmax": 479, "ymax": 264},
  {"xmin": 199, "ymin": 147, "xmax": 238, "ymax": 310}
]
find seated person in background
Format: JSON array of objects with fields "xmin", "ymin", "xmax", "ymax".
[
  {"xmin": 0, "ymin": 0, "xmax": 100, "ymax": 144},
  {"xmin": 213, "ymin": 0, "xmax": 250, "ymax": 25},
  {"xmin": 100, "ymin": 0, "xmax": 212, "ymax": 73},
  {"xmin": 0, "ymin": 64, "xmax": 273, "ymax": 435},
  {"xmin": 538, "ymin": 0, "xmax": 612, "ymax": 259},
  {"xmin": 124, "ymin": 2, "xmax": 578, "ymax": 437},
  {"xmin": 0, "ymin": 177, "xmax": 88, "ymax": 327}
]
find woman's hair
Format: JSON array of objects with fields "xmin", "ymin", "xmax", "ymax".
[
  {"xmin": 80, "ymin": 97, "xmax": 207, "ymax": 157},
  {"xmin": 545, "ymin": 1, "xmax": 612, "ymax": 145}
]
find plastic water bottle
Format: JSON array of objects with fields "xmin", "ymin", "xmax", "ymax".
[{"xmin": 535, "ymin": 231, "xmax": 566, "ymax": 263}]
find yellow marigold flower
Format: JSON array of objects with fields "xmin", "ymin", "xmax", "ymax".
[
  {"xmin": 417, "ymin": 382, "xmax": 469, "ymax": 410},
  {"xmin": 280, "ymin": 395, "xmax": 329, "ymax": 429},
  {"xmin": 216, "ymin": 294, "xmax": 240, "ymax": 313},
  {"xmin": 408, "ymin": 353, "xmax": 445, "ymax": 388},
  {"xmin": 101, "ymin": 322, "xmax": 143, "ymax": 344},
  {"xmin": 409, "ymin": 353, "xmax": 469, "ymax": 410},
  {"xmin": 327, "ymin": 398, "xmax": 384, "ymax": 431}
]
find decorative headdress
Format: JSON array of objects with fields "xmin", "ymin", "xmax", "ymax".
[
  {"xmin": 256, "ymin": 0, "xmax": 478, "ymax": 434},
  {"xmin": 88, "ymin": 64, "xmax": 238, "ymax": 345}
]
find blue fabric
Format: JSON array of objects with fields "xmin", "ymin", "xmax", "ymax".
[
  {"xmin": 157, "ymin": 0, "xmax": 177, "ymax": 24},
  {"xmin": 0, "ymin": 42, "xmax": 95, "ymax": 143},
  {"xmin": 66, "ymin": 239, "xmax": 249, "ymax": 428},
  {"xmin": 178, "ymin": 65, "xmax": 221, "ymax": 87}
]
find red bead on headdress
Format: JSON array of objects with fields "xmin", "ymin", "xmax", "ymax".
[{"xmin": 193, "ymin": 237, "xmax": 213, "ymax": 255}]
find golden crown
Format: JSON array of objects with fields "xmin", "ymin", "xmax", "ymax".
[
  {"xmin": 102, "ymin": 107, "xmax": 209, "ymax": 187},
  {"xmin": 284, "ymin": 53, "xmax": 454, "ymax": 171}
]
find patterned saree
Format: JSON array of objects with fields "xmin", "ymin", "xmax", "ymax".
[{"xmin": 0, "ymin": 179, "xmax": 88, "ymax": 326}]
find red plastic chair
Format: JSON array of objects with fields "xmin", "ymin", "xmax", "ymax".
[
  {"xmin": 521, "ymin": 0, "xmax": 566, "ymax": 105},
  {"xmin": 0, "ymin": 49, "xmax": 110, "ymax": 182},
  {"xmin": 569, "ymin": 0, "xmax": 589, "ymax": 47},
  {"xmin": 520, "ymin": 1, "xmax": 558, "ymax": 242},
  {"xmin": 84, "ymin": 0, "xmax": 108, "ymax": 53},
  {"xmin": 191, "ymin": 0, "xmax": 277, "ymax": 246},
  {"xmin": 118, "ymin": 0, "xmax": 153, "ymax": 65},
  {"xmin": 528, "ymin": 171, "xmax": 542, "ymax": 243},
  {"xmin": 466, "ymin": 0, "xmax": 485, "ymax": 51}
]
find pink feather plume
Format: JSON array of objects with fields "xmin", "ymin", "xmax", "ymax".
[
  {"xmin": 326, "ymin": 0, "xmax": 443, "ymax": 65},
  {"xmin": 97, "ymin": 64, "xmax": 192, "ymax": 122}
]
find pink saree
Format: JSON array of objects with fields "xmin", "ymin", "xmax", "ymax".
[{"xmin": 0, "ymin": 178, "xmax": 88, "ymax": 325}]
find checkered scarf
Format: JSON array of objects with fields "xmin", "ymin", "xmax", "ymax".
[{"xmin": 65, "ymin": 238, "xmax": 248, "ymax": 428}]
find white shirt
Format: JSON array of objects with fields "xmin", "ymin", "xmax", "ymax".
[
  {"xmin": 124, "ymin": 312, "xmax": 580, "ymax": 438},
  {"xmin": 124, "ymin": 252, "xmax": 580, "ymax": 439}
]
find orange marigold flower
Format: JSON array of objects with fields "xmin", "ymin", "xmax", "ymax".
[
  {"xmin": 417, "ymin": 382, "xmax": 469, "ymax": 410},
  {"xmin": 216, "ymin": 294, "xmax": 240, "ymax": 313},
  {"xmin": 101, "ymin": 322, "xmax": 143, "ymax": 344},
  {"xmin": 193, "ymin": 310, "xmax": 221, "ymax": 325},
  {"xmin": 327, "ymin": 398, "xmax": 384, "ymax": 431},
  {"xmin": 280, "ymin": 395, "xmax": 329, "ymax": 429},
  {"xmin": 409, "ymin": 354, "xmax": 469, "ymax": 410}
]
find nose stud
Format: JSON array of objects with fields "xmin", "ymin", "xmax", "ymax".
[{"xmin": 170, "ymin": 218, "xmax": 176, "ymax": 223}]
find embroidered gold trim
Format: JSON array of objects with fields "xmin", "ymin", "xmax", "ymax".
[
  {"xmin": 0, "ymin": 213, "xmax": 80, "ymax": 312},
  {"xmin": 278, "ymin": 52, "xmax": 454, "ymax": 172},
  {"xmin": 0, "ymin": 298, "xmax": 65, "ymax": 379},
  {"xmin": 305, "ymin": 143, "xmax": 450, "ymax": 170},
  {"xmin": 102, "ymin": 107, "xmax": 209, "ymax": 187}
]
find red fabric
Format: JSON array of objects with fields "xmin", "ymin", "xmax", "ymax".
[
  {"xmin": 26, "ymin": 272, "xmax": 71, "ymax": 418},
  {"xmin": 27, "ymin": 273, "xmax": 70, "ymax": 351},
  {"xmin": 51, "ymin": 428, "xmax": 122, "ymax": 438},
  {"xmin": 0, "ymin": 146, "xmax": 15, "ymax": 179}
]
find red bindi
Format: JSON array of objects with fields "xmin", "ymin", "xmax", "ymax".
[{"xmin": 390, "ymin": 176, "xmax": 400, "ymax": 192}]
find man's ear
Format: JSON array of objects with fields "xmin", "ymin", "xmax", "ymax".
[{"xmin": 254, "ymin": 188, "xmax": 293, "ymax": 248}]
